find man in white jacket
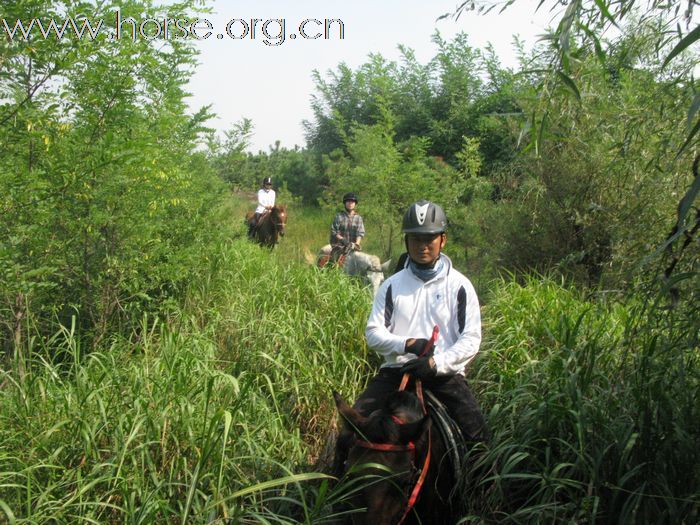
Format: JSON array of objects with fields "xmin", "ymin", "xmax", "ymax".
[{"xmin": 333, "ymin": 200, "xmax": 488, "ymax": 476}]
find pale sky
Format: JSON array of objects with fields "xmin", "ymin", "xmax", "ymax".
[{"xmin": 185, "ymin": 0, "xmax": 557, "ymax": 152}]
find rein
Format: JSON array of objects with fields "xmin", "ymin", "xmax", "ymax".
[
  {"xmin": 356, "ymin": 325, "xmax": 440, "ymax": 525},
  {"xmin": 393, "ymin": 325, "xmax": 438, "ymax": 525}
]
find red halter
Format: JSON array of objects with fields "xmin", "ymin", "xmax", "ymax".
[{"xmin": 354, "ymin": 439, "xmax": 417, "ymax": 463}]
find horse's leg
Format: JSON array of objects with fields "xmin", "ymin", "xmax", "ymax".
[
  {"xmin": 260, "ymin": 221, "xmax": 274, "ymax": 247},
  {"xmin": 248, "ymin": 213, "xmax": 259, "ymax": 239},
  {"xmin": 254, "ymin": 214, "xmax": 266, "ymax": 245},
  {"xmin": 256, "ymin": 222, "xmax": 265, "ymax": 245},
  {"xmin": 270, "ymin": 228, "xmax": 279, "ymax": 248}
]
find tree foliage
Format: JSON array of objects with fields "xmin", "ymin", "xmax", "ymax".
[
  {"xmin": 448, "ymin": 1, "xmax": 699, "ymax": 280},
  {"xmin": 304, "ymin": 33, "xmax": 520, "ymax": 173},
  {"xmin": 1, "ymin": 0, "xmax": 225, "ymax": 349}
]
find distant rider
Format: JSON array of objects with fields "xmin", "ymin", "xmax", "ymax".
[
  {"xmin": 329, "ymin": 192, "xmax": 365, "ymax": 262},
  {"xmin": 248, "ymin": 177, "xmax": 276, "ymax": 238}
]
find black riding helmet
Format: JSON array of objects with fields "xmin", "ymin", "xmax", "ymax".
[
  {"xmin": 262, "ymin": 177, "xmax": 272, "ymax": 186},
  {"xmin": 343, "ymin": 192, "xmax": 358, "ymax": 204},
  {"xmin": 402, "ymin": 200, "xmax": 447, "ymax": 234}
]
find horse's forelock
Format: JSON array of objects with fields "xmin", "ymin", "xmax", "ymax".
[
  {"xmin": 383, "ymin": 391, "xmax": 431, "ymax": 446},
  {"xmin": 386, "ymin": 391, "xmax": 423, "ymax": 420},
  {"xmin": 347, "ymin": 391, "xmax": 425, "ymax": 445}
]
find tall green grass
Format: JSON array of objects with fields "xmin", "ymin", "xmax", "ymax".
[
  {"xmin": 0, "ymin": 231, "xmax": 376, "ymax": 523},
  {"xmin": 2, "ymin": 199, "xmax": 697, "ymax": 523},
  {"xmin": 462, "ymin": 275, "xmax": 700, "ymax": 523}
]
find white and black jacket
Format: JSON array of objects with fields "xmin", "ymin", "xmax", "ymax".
[{"xmin": 365, "ymin": 255, "xmax": 481, "ymax": 376}]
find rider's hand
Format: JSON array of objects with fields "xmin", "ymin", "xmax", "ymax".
[
  {"xmin": 404, "ymin": 338, "xmax": 431, "ymax": 357},
  {"xmin": 400, "ymin": 356, "xmax": 437, "ymax": 380}
]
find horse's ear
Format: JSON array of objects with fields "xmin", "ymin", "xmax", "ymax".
[
  {"xmin": 381, "ymin": 259, "xmax": 392, "ymax": 273},
  {"xmin": 333, "ymin": 391, "xmax": 367, "ymax": 432}
]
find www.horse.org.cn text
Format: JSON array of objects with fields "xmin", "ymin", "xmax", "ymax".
[{"xmin": 1, "ymin": 11, "xmax": 346, "ymax": 47}]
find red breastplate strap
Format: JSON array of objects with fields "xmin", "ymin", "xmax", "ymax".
[{"xmin": 355, "ymin": 440, "xmax": 416, "ymax": 463}]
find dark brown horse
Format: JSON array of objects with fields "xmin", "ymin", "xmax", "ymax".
[
  {"xmin": 333, "ymin": 388, "xmax": 463, "ymax": 525},
  {"xmin": 246, "ymin": 205, "xmax": 287, "ymax": 247}
]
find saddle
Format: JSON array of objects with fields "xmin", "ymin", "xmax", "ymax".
[
  {"xmin": 318, "ymin": 253, "xmax": 346, "ymax": 269},
  {"xmin": 248, "ymin": 210, "xmax": 271, "ymax": 233},
  {"xmin": 318, "ymin": 243, "xmax": 353, "ymax": 269},
  {"xmin": 425, "ymin": 390, "xmax": 468, "ymax": 500}
]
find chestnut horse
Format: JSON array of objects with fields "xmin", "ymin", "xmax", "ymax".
[
  {"xmin": 246, "ymin": 205, "xmax": 287, "ymax": 247},
  {"xmin": 333, "ymin": 388, "xmax": 465, "ymax": 525}
]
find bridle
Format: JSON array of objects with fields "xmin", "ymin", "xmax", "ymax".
[
  {"xmin": 272, "ymin": 208, "xmax": 286, "ymax": 232},
  {"xmin": 354, "ymin": 382, "xmax": 431, "ymax": 525},
  {"xmin": 353, "ymin": 326, "xmax": 439, "ymax": 525}
]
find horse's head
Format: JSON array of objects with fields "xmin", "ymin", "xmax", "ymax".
[
  {"xmin": 334, "ymin": 390, "xmax": 431, "ymax": 525},
  {"xmin": 366, "ymin": 258, "xmax": 392, "ymax": 296},
  {"xmin": 271, "ymin": 205, "xmax": 287, "ymax": 237},
  {"xmin": 344, "ymin": 253, "xmax": 392, "ymax": 296}
]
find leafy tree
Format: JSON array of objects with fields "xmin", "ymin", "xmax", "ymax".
[
  {"xmin": 305, "ymin": 33, "xmax": 519, "ymax": 173},
  {"xmin": 208, "ymin": 118, "xmax": 254, "ymax": 188},
  {"xmin": 448, "ymin": 1, "xmax": 699, "ymax": 275},
  {"xmin": 1, "ymin": 0, "xmax": 225, "ymax": 352}
]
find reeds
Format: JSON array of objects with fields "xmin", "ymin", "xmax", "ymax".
[
  {"xmin": 0, "ymin": 236, "xmax": 373, "ymax": 523},
  {"xmin": 2, "ymin": 213, "xmax": 697, "ymax": 523},
  {"xmin": 462, "ymin": 275, "xmax": 700, "ymax": 523}
]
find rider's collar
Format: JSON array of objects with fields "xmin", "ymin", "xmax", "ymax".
[{"xmin": 409, "ymin": 254, "xmax": 446, "ymax": 282}]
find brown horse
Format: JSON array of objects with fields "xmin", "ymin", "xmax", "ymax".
[
  {"xmin": 246, "ymin": 205, "xmax": 287, "ymax": 247},
  {"xmin": 333, "ymin": 388, "xmax": 464, "ymax": 525}
]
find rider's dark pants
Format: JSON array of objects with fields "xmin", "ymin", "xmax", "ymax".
[
  {"xmin": 248, "ymin": 212, "xmax": 261, "ymax": 237},
  {"xmin": 354, "ymin": 367, "xmax": 489, "ymax": 441},
  {"xmin": 332, "ymin": 367, "xmax": 489, "ymax": 477}
]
